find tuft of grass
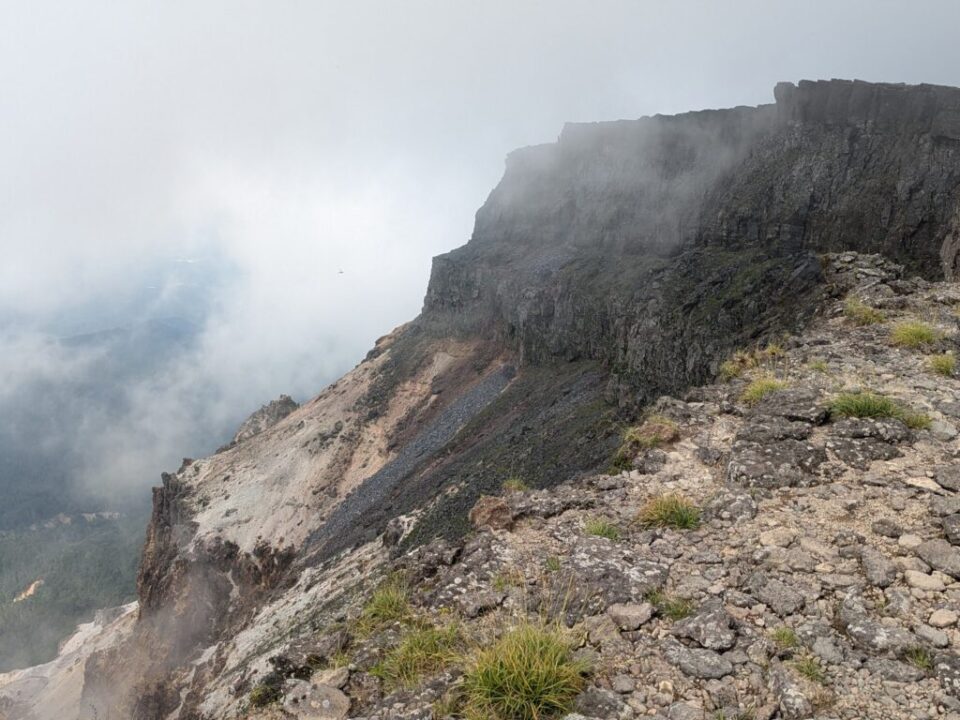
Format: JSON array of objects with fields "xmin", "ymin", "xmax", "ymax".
[
  {"xmin": 830, "ymin": 392, "xmax": 900, "ymax": 419},
  {"xmin": 807, "ymin": 359, "xmax": 829, "ymax": 373},
  {"xmin": 719, "ymin": 343, "xmax": 784, "ymax": 381},
  {"xmin": 357, "ymin": 575, "xmax": 410, "ymax": 633},
  {"xmin": 492, "ymin": 569, "xmax": 526, "ymax": 593},
  {"xmin": 829, "ymin": 391, "xmax": 932, "ymax": 430},
  {"xmin": 625, "ymin": 416, "xmax": 679, "ymax": 450},
  {"xmin": 545, "ymin": 556, "xmax": 562, "ymax": 573},
  {"xmin": 584, "ymin": 518, "xmax": 621, "ymax": 541},
  {"xmin": 611, "ymin": 415, "xmax": 679, "ymax": 470},
  {"xmin": 638, "ymin": 493, "xmax": 700, "ymax": 530},
  {"xmin": 646, "ymin": 590, "xmax": 695, "ymax": 620},
  {"xmin": 248, "ymin": 683, "xmax": 281, "ymax": 707},
  {"xmin": 771, "ymin": 626, "xmax": 799, "ymax": 651},
  {"xmin": 903, "ymin": 646, "xmax": 934, "ymax": 673},
  {"xmin": 899, "ymin": 411, "xmax": 933, "ymax": 430},
  {"xmin": 461, "ymin": 622, "xmax": 588, "ymax": 720},
  {"xmin": 502, "ymin": 477, "xmax": 530, "ymax": 493},
  {"xmin": 890, "ymin": 321, "xmax": 940, "ymax": 349},
  {"xmin": 371, "ymin": 623, "xmax": 461, "ymax": 690},
  {"xmin": 790, "ymin": 654, "xmax": 825, "ymax": 684},
  {"xmin": 740, "ymin": 376, "xmax": 787, "ymax": 406},
  {"xmin": 843, "ymin": 298, "xmax": 885, "ymax": 326},
  {"xmin": 929, "ymin": 353, "xmax": 957, "ymax": 377}
]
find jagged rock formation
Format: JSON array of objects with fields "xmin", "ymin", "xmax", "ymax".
[
  {"xmin": 3, "ymin": 79, "xmax": 960, "ymax": 720},
  {"xmin": 229, "ymin": 394, "xmax": 301, "ymax": 446}
]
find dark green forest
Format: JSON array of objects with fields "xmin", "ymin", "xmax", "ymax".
[{"xmin": 0, "ymin": 513, "xmax": 145, "ymax": 670}]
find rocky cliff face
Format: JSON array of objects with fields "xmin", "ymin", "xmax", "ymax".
[{"xmin": 3, "ymin": 79, "xmax": 960, "ymax": 720}]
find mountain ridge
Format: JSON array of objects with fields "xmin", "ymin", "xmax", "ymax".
[{"xmin": 4, "ymin": 78, "xmax": 960, "ymax": 720}]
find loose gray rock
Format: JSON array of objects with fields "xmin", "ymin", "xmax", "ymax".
[
  {"xmin": 671, "ymin": 601, "xmax": 737, "ymax": 650},
  {"xmin": 662, "ymin": 638, "xmax": 734, "ymax": 679},
  {"xmin": 860, "ymin": 546, "xmax": 897, "ymax": 588},
  {"xmin": 917, "ymin": 540, "xmax": 960, "ymax": 579},
  {"xmin": 606, "ymin": 602, "xmax": 653, "ymax": 631}
]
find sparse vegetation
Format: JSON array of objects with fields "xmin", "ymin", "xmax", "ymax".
[
  {"xmin": 830, "ymin": 392, "xmax": 900, "ymax": 419},
  {"xmin": 611, "ymin": 415, "xmax": 679, "ymax": 470},
  {"xmin": 740, "ymin": 376, "xmax": 787, "ymax": 405},
  {"xmin": 791, "ymin": 654, "xmax": 825, "ymax": 684},
  {"xmin": 843, "ymin": 297, "xmax": 885, "ymax": 326},
  {"xmin": 248, "ymin": 682, "xmax": 282, "ymax": 707},
  {"xmin": 929, "ymin": 353, "xmax": 956, "ymax": 377},
  {"xmin": 584, "ymin": 518, "xmax": 621, "ymax": 541},
  {"xmin": 807, "ymin": 359, "xmax": 829, "ymax": 373},
  {"xmin": 891, "ymin": 321, "xmax": 940, "ymax": 349},
  {"xmin": 719, "ymin": 343, "xmax": 786, "ymax": 381},
  {"xmin": 545, "ymin": 556, "xmax": 562, "ymax": 573},
  {"xmin": 372, "ymin": 623, "xmax": 462, "ymax": 689},
  {"xmin": 357, "ymin": 575, "xmax": 410, "ymax": 633},
  {"xmin": 904, "ymin": 646, "xmax": 934, "ymax": 673},
  {"xmin": 638, "ymin": 493, "xmax": 700, "ymax": 530},
  {"xmin": 502, "ymin": 477, "xmax": 530, "ymax": 493},
  {"xmin": 771, "ymin": 626, "xmax": 799, "ymax": 651},
  {"xmin": 829, "ymin": 391, "xmax": 931, "ymax": 429},
  {"xmin": 646, "ymin": 590, "xmax": 694, "ymax": 620},
  {"xmin": 492, "ymin": 569, "xmax": 526, "ymax": 592},
  {"xmin": 461, "ymin": 622, "xmax": 588, "ymax": 720}
]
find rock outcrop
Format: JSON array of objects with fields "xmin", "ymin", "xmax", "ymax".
[{"xmin": 4, "ymin": 79, "xmax": 960, "ymax": 720}]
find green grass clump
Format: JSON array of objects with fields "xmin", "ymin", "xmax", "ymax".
[
  {"xmin": 637, "ymin": 493, "xmax": 700, "ymax": 530},
  {"xmin": 357, "ymin": 575, "xmax": 410, "ymax": 633},
  {"xmin": 502, "ymin": 477, "xmax": 530, "ymax": 493},
  {"xmin": 461, "ymin": 623, "xmax": 588, "ymax": 720},
  {"xmin": 903, "ymin": 646, "xmax": 934, "ymax": 673},
  {"xmin": 830, "ymin": 392, "xmax": 900, "ymax": 419},
  {"xmin": 929, "ymin": 353, "xmax": 957, "ymax": 377},
  {"xmin": 248, "ymin": 682, "xmax": 281, "ymax": 707},
  {"xmin": 829, "ymin": 392, "xmax": 931, "ymax": 429},
  {"xmin": 646, "ymin": 590, "xmax": 695, "ymax": 620},
  {"xmin": 372, "ymin": 624, "xmax": 461, "ymax": 689},
  {"xmin": 891, "ymin": 321, "xmax": 940, "ymax": 349},
  {"xmin": 584, "ymin": 518, "xmax": 621, "ymax": 541},
  {"xmin": 771, "ymin": 626, "xmax": 799, "ymax": 651},
  {"xmin": 740, "ymin": 376, "xmax": 787, "ymax": 405},
  {"xmin": 790, "ymin": 654, "xmax": 825, "ymax": 684},
  {"xmin": 843, "ymin": 298, "xmax": 885, "ymax": 326},
  {"xmin": 545, "ymin": 556, "xmax": 562, "ymax": 573},
  {"xmin": 807, "ymin": 359, "xmax": 829, "ymax": 373},
  {"xmin": 611, "ymin": 415, "xmax": 679, "ymax": 470}
]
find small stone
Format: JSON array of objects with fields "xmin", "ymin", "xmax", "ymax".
[
  {"xmin": 930, "ymin": 609, "xmax": 959, "ymax": 628},
  {"xmin": 931, "ymin": 420, "xmax": 958, "ymax": 441},
  {"xmin": 861, "ymin": 546, "xmax": 897, "ymax": 588},
  {"xmin": 612, "ymin": 675, "xmax": 636, "ymax": 693},
  {"xmin": 944, "ymin": 515, "xmax": 960, "ymax": 545},
  {"xmin": 760, "ymin": 527, "xmax": 798, "ymax": 548},
  {"xmin": 872, "ymin": 518, "xmax": 904, "ymax": 538},
  {"xmin": 281, "ymin": 682, "xmax": 350, "ymax": 719},
  {"xmin": 915, "ymin": 623, "xmax": 950, "ymax": 648},
  {"xmin": 905, "ymin": 570, "xmax": 946, "ymax": 591},
  {"xmin": 607, "ymin": 602, "xmax": 654, "ymax": 631},
  {"xmin": 812, "ymin": 635, "xmax": 844, "ymax": 664},
  {"xmin": 899, "ymin": 534, "xmax": 924, "ymax": 550},
  {"xmin": 918, "ymin": 540, "xmax": 960, "ymax": 579},
  {"xmin": 662, "ymin": 638, "xmax": 733, "ymax": 679}
]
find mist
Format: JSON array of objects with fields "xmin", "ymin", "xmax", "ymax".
[{"xmin": 4, "ymin": 0, "xmax": 960, "ymax": 509}]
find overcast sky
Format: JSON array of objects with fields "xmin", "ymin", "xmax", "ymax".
[{"xmin": 3, "ymin": 1, "xmax": 960, "ymax": 498}]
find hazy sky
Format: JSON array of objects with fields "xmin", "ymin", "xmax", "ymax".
[{"xmin": 3, "ymin": 1, "xmax": 960, "ymax": 499}]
